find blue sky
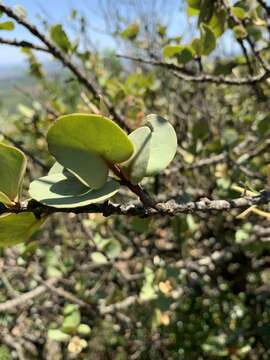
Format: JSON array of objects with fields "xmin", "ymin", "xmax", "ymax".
[{"xmin": 0, "ymin": 0, "xmax": 187, "ymax": 65}]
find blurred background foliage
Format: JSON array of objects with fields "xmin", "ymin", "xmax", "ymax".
[{"xmin": 0, "ymin": 0, "xmax": 270, "ymax": 358}]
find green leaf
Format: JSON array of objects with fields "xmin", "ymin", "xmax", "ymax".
[
  {"xmin": 0, "ymin": 345, "xmax": 11, "ymax": 360},
  {"xmin": 64, "ymin": 304, "xmax": 79, "ymax": 315},
  {"xmin": 29, "ymin": 172, "xmax": 120, "ymax": 208},
  {"xmin": 47, "ymin": 114, "xmax": 134, "ymax": 189},
  {"xmin": 200, "ymin": 23, "xmax": 216, "ymax": 55},
  {"xmin": 0, "ymin": 143, "xmax": 27, "ymax": 205},
  {"xmin": 233, "ymin": 25, "xmax": 247, "ymax": 39},
  {"xmin": 102, "ymin": 238, "xmax": 122, "ymax": 259},
  {"xmin": 231, "ymin": 6, "xmax": 247, "ymax": 20},
  {"xmin": 163, "ymin": 45, "xmax": 194, "ymax": 63},
  {"xmin": 144, "ymin": 115, "xmax": 177, "ymax": 176},
  {"xmin": 163, "ymin": 45, "xmax": 182, "ymax": 58},
  {"xmin": 0, "ymin": 21, "xmax": 15, "ymax": 31},
  {"xmin": 48, "ymin": 329, "xmax": 71, "ymax": 342},
  {"xmin": 140, "ymin": 267, "xmax": 156, "ymax": 301},
  {"xmin": 61, "ymin": 310, "xmax": 81, "ymax": 334},
  {"xmin": 120, "ymin": 23, "xmax": 139, "ymax": 40},
  {"xmin": 77, "ymin": 324, "xmax": 91, "ymax": 336},
  {"xmin": 50, "ymin": 24, "xmax": 71, "ymax": 53},
  {"xmin": 187, "ymin": 0, "xmax": 201, "ymax": 9},
  {"xmin": 91, "ymin": 251, "xmax": 108, "ymax": 264},
  {"xmin": 198, "ymin": 0, "xmax": 214, "ymax": 24},
  {"xmin": 208, "ymin": 9, "xmax": 227, "ymax": 37},
  {"xmin": 0, "ymin": 213, "xmax": 46, "ymax": 247},
  {"xmin": 187, "ymin": 6, "xmax": 200, "ymax": 16},
  {"xmin": 121, "ymin": 126, "xmax": 151, "ymax": 184},
  {"xmin": 191, "ymin": 24, "xmax": 217, "ymax": 56}
]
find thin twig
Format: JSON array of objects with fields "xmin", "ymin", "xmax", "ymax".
[
  {"xmin": 0, "ymin": 278, "xmax": 58, "ymax": 312},
  {"xmin": 0, "ymin": 36, "xmax": 49, "ymax": 52},
  {"xmin": 117, "ymin": 54, "xmax": 270, "ymax": 85}
]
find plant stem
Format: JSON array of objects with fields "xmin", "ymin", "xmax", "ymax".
[{"xmin": 109, "ymin": 164, "xmax": 157, "ymax": 208}]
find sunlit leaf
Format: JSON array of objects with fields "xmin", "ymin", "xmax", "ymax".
[
  {"xmin": 0, "ymin": 143, "xmax": 27, "ymax": 205},
  {"xmin": 208, "ymin": 9, "xmax": 227, "ymax": 37},
  {"xmin": 144, "ymin": 115, "xmax": 177, "ymax": 176},
  {"xmin": 50, "ymin": 24, "xmax": 71, "ymax": 53},
  {"xmin": 48, "ymin": 329, "xmax": 70, "ymax": 342},
  {"xmin": 192, "ymin": 23, "xmax": 216, "ymax": 55},
  {"xmin": 0, "ymin": 21, "xmax": 14, "ymax": 31},
  {"xmin": 61, "ymin": 310, "xmax": 81, "ymax": 334},
  {"xmin": 120, "ymin": 23, "xmax": 139, "ymax": 40},
  {"xmin": 91, "ymin": 251, "xmax": 108, "ymax": 264},
  {"xmin": 121, "ymin": 126, "xmax": 151, "ymax": 184},
  {"xmin": 231, "ymin": 6, "xmax": 247, "ymax": 20},
  {"xmin": 163, "ymin": 44, "xmax": 194, "ymax": 63},
  {"xmin": 47, "ymin": 114, "xmax": 133, "ymax": 188},
  {"xmin": 77, "ymin": 324, "xmax": 91, "ymax": 336},
  {"xmin": 29, "ymin": 172, "xmax": 120, "ymax": 208},
  {"xmin": 0, "ymin": 212, "xmax": 46, "ymax": 247}
]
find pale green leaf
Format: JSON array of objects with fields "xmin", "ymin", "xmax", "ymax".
[
  {"xmin": 47, "ymin": 113, "xmax": 133, "ymax": 188},
  {"xmin": 163, "ymin": 44, "xmax": 194, "ymax": 63},
  {"xmin": 145, "ymin": 115, "xmax": 177, "ymax": 176},
  {"xmin": 48, "ymin": 161, "xmax": 65, "ymax": 175},
  {"xmin": 48, "ymin": 329, "xmax": 70, "ymax": 342},
  {"xmin": 231, "ymin": 6, "xmax": 247, "ymax": 20},
  {"xmin": 91, "ymin": 251, "xmax": 108, "ymax": 264},
  {"xmin": 121, "ymin": 126, "xmax": 151, "ymax": 184},
  {"xmin": 77, "ymin": 324, "xmax": 91, "ymax": 336},
  {"xmin": 163, "ymin": 45, "xmax": 182, "ymax": 58},
  {"xmin": 29, "ymin": 172, "xmax": 120, "ymax": 208},
  {"xmin": 103, "ymin": 238, "xmax": 122, "ymax": 259},
  {"xmin": 50, "ymin": 24, "xmax": 71, "ymax": 53},
  {"xmin": 0, "ymin": 143, "xmax": 27, "ymax": 204},
  {"xmin": 0, "ymin": 212, "xmax": 46, "ymax": 247},
  {"xmin": 61, "ymin": 310, "xmax": 81, "ymax": 334}
]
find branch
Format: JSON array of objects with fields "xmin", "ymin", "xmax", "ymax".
[
  {"xmin": 0, "ymin": 36, "xmax": 49, "ymax": 52},
  {"xmin": 0, "ymin": 130, "xmax": 48, "ymax": 171},
  {"xmin": 1, "ymin": 191, "xmax": 270, "ymax": 217},
  {"xmin": 0, "ymin": 3, "xmax": 129, "ymax": 131},
  {"xmin": 0, "ymin": 278, "xmax": 58, "ymax": 312},
  {"xmin": 117, "ymin": 54, "xmax": 270, "ymax": 85}
]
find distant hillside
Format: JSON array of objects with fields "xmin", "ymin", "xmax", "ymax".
[{"xmin": 0, "ymin": 61, "xmax": 62, "ymax": 112}]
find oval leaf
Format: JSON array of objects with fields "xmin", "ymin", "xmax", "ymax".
[
  {"xmin": 145, "ymin": 115, "xmax": 177, "ymax": 176},
  {"xmin": 0, "ymin": 143, "xmax": 27, "ymax": 205},
  {"xmin": 0, "ymin": 21, "xmax": 15, "ymax": 30},
  {"xmin": 0, "ymin": 212, "xmax": 46, "ymax": 247},
  {"xmin": 121, "ymin": 126, "xmax": 151, "ymax": 184},
  {"xmin": 50, "ymin": 24, "xmax": 71, "ymax": 53},
  {"xmin": 29, "ymin": 172, "xmax": 120, "ymax": 208},
  {"xmin": 47, "ymin": 113, "xmax": 133, "ymax": 189}
]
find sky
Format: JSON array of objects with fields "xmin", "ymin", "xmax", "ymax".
[{"xmin": 0, "ymin": 0, "xmax": 186, "ymax": 66}]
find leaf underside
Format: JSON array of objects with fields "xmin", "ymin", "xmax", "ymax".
[{"xmin": 29, "ymin": 171, "xmax": 120, "ymax": 208}]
